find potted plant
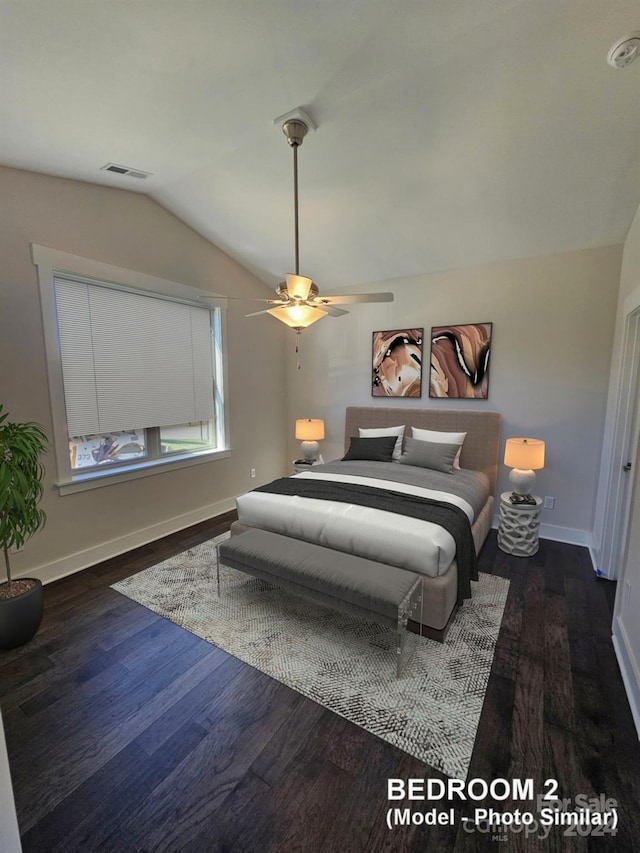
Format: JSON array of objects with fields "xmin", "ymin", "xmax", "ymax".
[{"xmin": 0, "ymin": 405, "xmax": 49, "ymax": 650}]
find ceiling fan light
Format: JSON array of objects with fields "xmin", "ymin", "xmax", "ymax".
[
  {"xmin": 268, "ymin": 303, "xmax": 327, "ymax": 328},
  {"xmin": 285, "ymin": 273, "xmax": 313, "ymax": 301}
]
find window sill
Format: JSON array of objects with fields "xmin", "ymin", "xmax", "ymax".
[{"xmin": 56, "ymin": 447, "xmax": 231, "ymax": 495}]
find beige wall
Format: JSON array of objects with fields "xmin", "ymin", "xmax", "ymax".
[
  {"xmin": 0, "ymin": 166, "xmax": 288, "ymax": 581},
  {"xmin": 287, "ymin": 245, "xmax": 621, "ymax": 542}
]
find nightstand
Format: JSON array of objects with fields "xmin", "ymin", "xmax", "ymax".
[
  {"xmin": 497, "ymin": 492, "xmax": 543, "ymax": 557},
  {"xmin": 292, "ymin": 460, "xmax": 322, "ymax": 475}
]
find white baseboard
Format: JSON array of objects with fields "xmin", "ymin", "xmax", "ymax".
[
  {"xmin": 587, "ymin": 533, "xmax": 620, "ymax": 579},
  {"xmin": 538, "ymin": 522, "xmax": 591, "ymax": 547},
  {"xmin": 612, "ymin": 621, "xmax": 640, "ymax": 741},
  {"xmin": 492, "ymin": 516, "xmax": 592, "ymax": 547},
  {"xmin": 19, "ymin": 497, "xmax": 237, "ymax": 587}
]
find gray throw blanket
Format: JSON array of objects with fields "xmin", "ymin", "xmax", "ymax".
[{"xmin": 254, "ymin": 477, "xmax": 478, "ymax": 603}]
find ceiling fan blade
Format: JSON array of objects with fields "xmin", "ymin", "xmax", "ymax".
[
  {"xmin": 315, "ymin": 292, "xmax": 394, "ymax": 305},
  {"xmin": 201, "ymin": 295, "xmax": 283, "ymax": 304},
  {"xmin": 321, "ymin": 304, "xmax": 349, "ymax": 317},
  {"xmin": 245, "ymin": 308, "xmax": 277, "ymax": 318}
]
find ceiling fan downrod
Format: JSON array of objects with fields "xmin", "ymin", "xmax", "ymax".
[
  {"xmin": 282, "ymin": 119, "xmax": 309, "ymax": 279},
  {"xmin": 239, "ymin": 108, "xmax": 392, "ymax": 345}
]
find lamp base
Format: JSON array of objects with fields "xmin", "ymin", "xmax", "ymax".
[
  {"xmin": 509, "ymin": 467, "xmax": 535, "ymax": 496},
  {"xmin": 300, "ymin": 440, "xmax": 319, "ymax": 462}
]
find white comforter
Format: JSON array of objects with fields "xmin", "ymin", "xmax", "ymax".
[{"xmin": 235, "ymin": 470, "xmax": 476, "ymax": 578}]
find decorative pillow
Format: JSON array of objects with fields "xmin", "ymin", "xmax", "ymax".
[
  {"xmin": 399, "ymin": 437, "xmax": 459, "ymax": 473},
  {"xmin": 342, "ymin": 435, "xmax": 397, "ymax": 462},
  {"xmin": 411, "ymin": 426, "xmax": 467, "ymax": 469},
  {"xmin": 359, "ymin": 425, "xmax": 405, "ymax": 461}
]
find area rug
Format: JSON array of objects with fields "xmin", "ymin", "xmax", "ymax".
[{"xmin": 112, "ymin": 534, "xmax": 509, "ymax": 779}]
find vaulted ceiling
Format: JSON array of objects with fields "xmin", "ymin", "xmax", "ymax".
[{"xmin": 2, "ymin": 0, "xmax": 640, "ymax": 290}]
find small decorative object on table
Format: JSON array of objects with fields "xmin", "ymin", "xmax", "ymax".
[
  {"xmin": 292, "ymin": 458, "xmax": 323, "ymax": 475},
  {"xmin": 509, "ymin": 492, "xmax": 537, "ymax": 506}
]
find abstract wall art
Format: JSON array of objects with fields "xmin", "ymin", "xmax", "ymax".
[
  {"xmin": 372, "ymin": 328, "xmax": 423, "ymax": 397},
  {"xmin": 429, "ymin": 323, "xmax": 492, "ymax": 399}
]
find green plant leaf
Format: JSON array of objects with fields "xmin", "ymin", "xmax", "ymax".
[{"xmin": 0, "ymin": 407, "xmax": 49, "ymax": 560}]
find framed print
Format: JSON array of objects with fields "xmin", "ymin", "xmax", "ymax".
[
  {"xmin": 429, "ymin": 322, "xmax": 492, "ymax": 399},
  {"xmin": 372, "ymin": 328, "xmax": 423, "ymax": 397}
]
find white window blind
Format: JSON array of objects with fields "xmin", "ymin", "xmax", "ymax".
[{"xmin": 54, "ymin": 277, "xmax": 215, "ymax": 437}]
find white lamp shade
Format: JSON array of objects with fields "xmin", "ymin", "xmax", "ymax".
[
  {"xmin": 295, "ymin": 419, "xmax": 325, "ymax": 441},
  {"xmin": 285, "ymin": 273, "xmax": 313, "ymax": 300},
  {"xmin": 268, "ymin": 303, "xmax": 327, "ymax": 328},
  {"xmin": 504, "ymin": 438, "xmax": 545, "ymax": 470}
]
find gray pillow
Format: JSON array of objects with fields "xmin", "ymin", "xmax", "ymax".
[
  {"xmin": 342, "ymin": 435, "xmax": 397, "ymax": 462},
  {"xmin": 399, "ymin": 437, "xmax": 458, "ymax": 473}
]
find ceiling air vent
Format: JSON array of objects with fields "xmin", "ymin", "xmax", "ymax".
[{"xmin": 100, "ymin": 163, "xmax": 152, "ymax": 180}]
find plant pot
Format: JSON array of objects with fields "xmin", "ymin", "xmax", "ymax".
[{"xmin": 0, "ymin": 579, "xmax": 44, "ymax": 650}]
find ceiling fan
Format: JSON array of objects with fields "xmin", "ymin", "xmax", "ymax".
[{"xmin": 245, "ymin": 109, "xmax": 394, "ymax": 332}]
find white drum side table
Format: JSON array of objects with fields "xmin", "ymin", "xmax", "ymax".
[{"xmin": 497, "ymin": 492, "xmax": 543, "ymax": 556}]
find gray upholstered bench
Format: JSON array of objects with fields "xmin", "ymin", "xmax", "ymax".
[{"xmin": 217, "ymin": 528, "xmax": 423, "ymax": 677}]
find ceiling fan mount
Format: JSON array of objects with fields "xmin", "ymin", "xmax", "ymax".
[{"xmin": 281, "ymin": 118, "xmax": 309, "ymax": 148}]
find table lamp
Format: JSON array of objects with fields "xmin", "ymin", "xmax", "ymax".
[
  {"xmin": 295, "ymin": 418, "xmax": 325, "ymax": 462},
  {"xmin": 504, "ymin": 437, "xmax": 545, "ymax": 496}
]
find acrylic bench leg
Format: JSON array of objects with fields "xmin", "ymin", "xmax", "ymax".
[{"xmin": 396, "ymin": 579, "xmax": 423, "ymax": 678}]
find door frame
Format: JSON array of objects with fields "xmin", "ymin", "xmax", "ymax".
[{"xmin": 597, "ymin": 287, "xmax": 640, "ymax": 579}]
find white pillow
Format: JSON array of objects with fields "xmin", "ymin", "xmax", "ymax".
[
  {"xmin": 359, "ymin": 425, "xmax": 405, "ymax": 462},
  {"xmin": 411, "ymin": 426, "xmax": 467, "ymax": 469}
]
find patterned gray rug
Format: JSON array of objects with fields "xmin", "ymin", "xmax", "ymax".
[{"xmin": 112, "ymin": 533, "xmax": 509, "ymax": 779}]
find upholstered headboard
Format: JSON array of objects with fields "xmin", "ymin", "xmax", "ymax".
[{"xmin": 344, "ymin": 407, "xmax": 502, "ymax": 495}]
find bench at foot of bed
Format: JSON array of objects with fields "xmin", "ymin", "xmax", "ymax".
[
  {"xmin": 217, "ymin": 528, "xmax": 424, "ymax": 678},
  {"xmin": 228, "ymin": 521, "xmax": 461, "ymax": 641}
]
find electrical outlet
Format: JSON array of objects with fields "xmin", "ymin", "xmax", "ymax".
[
  {"xmin": 543, "ymin": 496, "xmax": 555, "ymax": 510},
  {"xmin": 250, "ymin": 468, "xmax": 256, "ymax": 479}
]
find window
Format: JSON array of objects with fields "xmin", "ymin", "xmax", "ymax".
[{"xmin": 33, "ymin": 245, "xmax": 229, "ymax": 493}]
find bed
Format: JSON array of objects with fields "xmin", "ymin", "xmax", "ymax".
[{"xmin": 231, "ymin": 406, "xmax": 501, "ymax": 639}]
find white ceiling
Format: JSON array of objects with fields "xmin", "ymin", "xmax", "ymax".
[{"xmin": 2, "ymin": 0, "xmax": 640, "ymax": 292}]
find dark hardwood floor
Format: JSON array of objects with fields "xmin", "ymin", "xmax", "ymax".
[{"xmin": 1, "ymin": 516, "xmax": 639, "ymax": 852}]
